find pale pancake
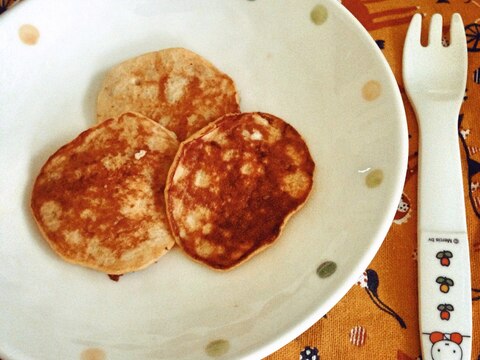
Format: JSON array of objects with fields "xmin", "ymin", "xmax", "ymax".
[
  {"xmin": 96, "ymin": 48, "xmax": 240, "ymax": 141},
  {"xmin": 31, "ymin": 112, "xmax": 179, "ymax": 274},
  {"xmin": 165, "ymin": 112, "xmax": 315, "ymax": 270}
]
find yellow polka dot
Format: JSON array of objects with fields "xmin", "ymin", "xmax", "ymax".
[
  {"xmin": 366, "ymin": 169, "xmax": 384, "ymax": 188},
  {"xmin": 18, "ymin": 24, "xmax": 40, "ymax": 45},
  {"xmin": 310, "ymin": 5, "xmax": 328, "ymax": 25},
  {"xmin": 362, "ymin": 80, "xmax": 381, "ymax": 101},
  {"xmin": 80, "ymin": 348, "xmax": 106, "ymax": 360},
  {"xmin": 205, "ymin": 339, "xmax": 230, "ymax": 357}
]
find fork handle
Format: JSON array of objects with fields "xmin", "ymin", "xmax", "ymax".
[
  {"xmin": 418, "ymin": 231, "xmax": 472, "ymax": 360},
  {"xmin": 416, "ymin": 104, "xmax": 472, "ymax": 360},
  {"xmin": 417, "ymin": 104, "xmax": 467, "ymax": 233}
]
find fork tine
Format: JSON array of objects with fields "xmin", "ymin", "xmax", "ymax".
[
  {"xmin": 428, "ymin": 14, "xmax": 443, "ymax": 46},
  {"xmin": 404, "ymin": 13, "xmax": 422, "ymax": 51},
  {"xmin": 449, "ymin": 13, "xmax": 466, "ymax": 47}
]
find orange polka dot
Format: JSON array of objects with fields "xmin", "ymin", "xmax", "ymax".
[
  {"xmin": 18, "ymin": 24, "xmax": 40, "ymax": 45},
  {"xmin": 80, "ymin": 348, "xmax": 106, "ymax": 360},
  {"xmin": 362, "ymin": 80, "xmax": 381, "ymax": 101}
]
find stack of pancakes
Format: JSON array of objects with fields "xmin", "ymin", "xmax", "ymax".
[{"xmin": 31, "ymin": 48, "xmax": 315, "ymax": 275}]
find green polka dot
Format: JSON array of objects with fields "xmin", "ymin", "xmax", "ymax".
[
  {"xmin": 366, "ymin": 169, "xmax": 384, "ymax": 188},
  {"xmin": 206, "ymin": 339, "xmax": 230, "ymax": 357},
  {"xmin": 316, "ymin": 261, "xmax": 337, "ymax": 278},
  {"xmin": 310, "ymin": 5, "xmax": 328, "ymax": 25}
]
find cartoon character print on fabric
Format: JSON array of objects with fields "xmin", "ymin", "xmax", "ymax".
[
  {"xmin": 394, "ymin": 192, "xmax": 412, "ymax": 224},
  {"xmin": 474, "ymin": 67, "xmax": 480, "ymax": 84},
  {"xmin": 0, "ymin": 0, "xmax": 16, "ymax": 15},
  {"xmin": 473, "ymin": 288, "xmax": 480, "ymax": 301},
  {"xmin": 406, "ymin": 135, "xmax": 418, "ymax": 181},
  {"xmin": 357, "ymin": 269, "xmax": 407, "ymax": 328},
  {"xmin": 397, "ymin": 350, "xmax": 422, "ymax": 360},
  {"xmin": 340, "ymin": 0, "xmax": 418, "ymax": 49},
  {"xmin": 375, "ymin": 39, "xmax": 386, "ymax": 49},
  {"xmin": 340, "ymin": 0, "xmax": 418, "ymax": 31},
  {"xmin": 464, "ymin": 0, "xmax": 480, "ymax": 27},
  {"xmin": 394, "ymin": 151, "xmax": 417, "ymax": 225},
  {"xmin": 299, "ymin": 346, "xmax": 319, "ymax": 360},
  {"xmin": 459, "ymin": 114, "xmax": 480, "ymax": 219},
  {"xmin": 393, "ymin": 144, "xmax": 418, "ymax": 225},
  {"xmin": 465, "ymin": 22, "xmax": 480, "ymax": 52}
]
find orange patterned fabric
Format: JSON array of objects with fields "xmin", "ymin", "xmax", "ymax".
[
  {"xmin": 267, "ymin": 1, "xmax": 480, "ymax": 359},
  {"xmin": 0, "ymin": 0, "xmax": 16, "ymax": 15}
]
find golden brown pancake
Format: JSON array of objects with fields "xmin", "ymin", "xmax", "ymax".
[
  {"xmin": 31, "ymin": 112, "xmax": 179, "ymax": 274},
  {"xmin": 96, "ymin": 48, "xmax": 240, "ymax": 141},
  {"xmin": 165, "ymin": 112, "xmax": 315, "ymax": 270}
]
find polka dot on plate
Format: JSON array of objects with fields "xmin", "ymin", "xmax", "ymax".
[
  {"xmin": 365, "ymin": 169, "xmax": 384, "ymax": 188},
  {"xmin": 205, "ymin": 339, "xmax": 230, "ymax": 357},
  {"xmin": 349, "ymin": 325, "xmax": 367, "ymax": 346},
  {"xmin": 18, "ymin": 24, "xmax": 40, "ymax": 45},
  {"xmin": 80, "ymin": 348, "xmax": 106, "ymax": 360},
  {"xmin": 316, "ymin": 261, "xmax": 337, "ymax": 278},
  {"xmin": 310, "ymin": 5, "xmax": 328, "ymax": 25},
  {"xmin": 361, "ymin": 80, "xmax": 381, "ymax": 101}
]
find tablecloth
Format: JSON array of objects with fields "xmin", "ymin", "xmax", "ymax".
[
  {"xmin": 1, "ymin": 0, "xmax": 479, "ymax": 359},
  {"xmin": 266, "ymin": 1, "xmax": 480, "ymax": 359}
]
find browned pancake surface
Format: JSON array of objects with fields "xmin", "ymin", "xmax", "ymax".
[
  {"xmin": 96, "ymin": 48, "xmax": 240, "ymax": 141},
  {"xmin": 165, "ymin": 112, "xmax": 315, "ymax": 270},
  {"xmin": 31, "ymin": 112, "xmax": 179, "ymax": 274}
]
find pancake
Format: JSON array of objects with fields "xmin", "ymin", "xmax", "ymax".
[
  {"xmin": 31, "ymin": 112, "xmax": 179, "ymax": 274},
  {"xmin": 96, "ymin": 47, "xmax": 240, "ymax": 141},
  {"xmin": 165, "ymin": 112, "xmax": 315, "ymax": 270}
]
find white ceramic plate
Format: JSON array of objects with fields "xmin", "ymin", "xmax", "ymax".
[{"xmin": 0, "ymin": 1, "xmax": 408, "ymax": 359}]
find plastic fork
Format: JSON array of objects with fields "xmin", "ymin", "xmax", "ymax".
[{"xmin": 402, "ymin": 13, "xmax": 471, "ymax": 360}]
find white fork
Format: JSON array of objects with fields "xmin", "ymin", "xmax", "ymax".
[{"xmin": 402, "ymin": 13, "xmax": 471, "ymax": 360}]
